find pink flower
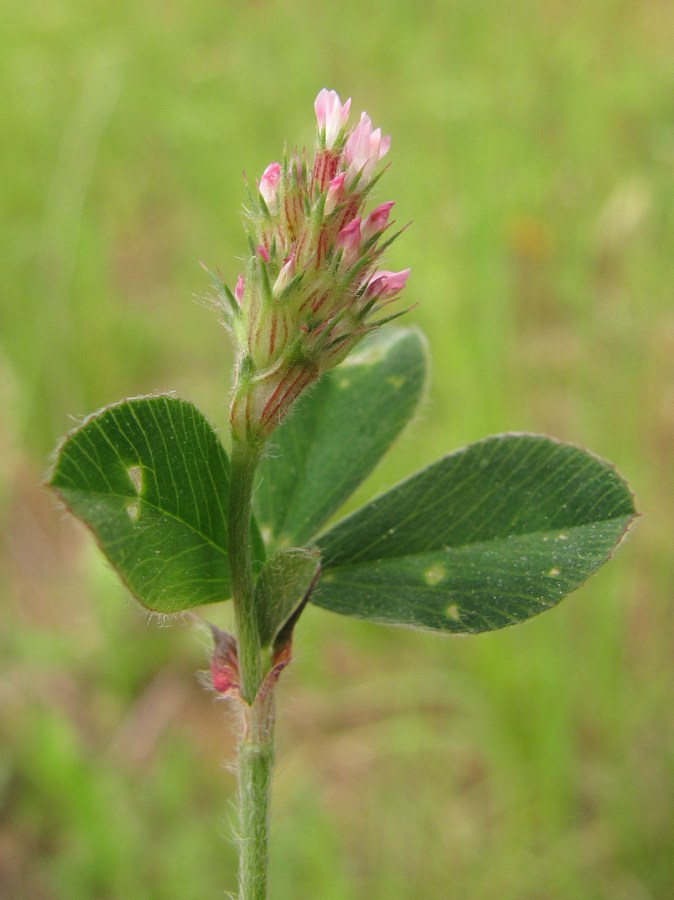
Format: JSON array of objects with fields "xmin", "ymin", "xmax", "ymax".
[
  {"xmin": 324, "ymin": 173, "xmax": 346, "ymax": 216},
  {"xmin": 257, "ymin": 244, "xmax": 270, "ymax": 263},
  {"xmin": 361, "ymin": 201, "xmax": 394, "ymax": 243},
  {"xmin": 335, "ymin": 217, "xmax": 362, "ymax": 269},
  {"xmin": 364, "ymin": 268, "xmax": 410, "ymax": 301},
  {"xmin": 259, "ymin": 162, "xmax": 281, "ymax": 212},
  {"xmin": 314, "ymin": 88, "xmax": 351, "ymax": 148},
  {"xmin": 235, "ymin": 274, "xmax": 245, "ymax": 303},
  {"xmin": 345, "ymin": 113, "xmax": 391, "ymax": 186}
]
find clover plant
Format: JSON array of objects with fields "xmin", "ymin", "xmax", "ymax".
[{"xmin": 48, "ymin": 89, "xmax": 636, "ymax": 899}]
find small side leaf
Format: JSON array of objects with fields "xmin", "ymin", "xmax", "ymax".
[
  {"xmin": 313, "ymin": 434, "xmax": 636, "ymax": 633},
  {"xmin": 255, "ymin": 547, "xmax": 321, "ymax": 647},
  {"xmin": 254, "ymin": 327, "xmax": 428, "ymax": 551},
  {"xmin": 49, "ymin": 395, "xmax": 236, "ymax": 613}
]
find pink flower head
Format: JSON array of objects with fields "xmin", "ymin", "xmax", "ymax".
[
  {"xmin": 324, "ymin": 172, "xmax": 346, "ymax": 216},
  {"xmin": 225, "ymin": 90, "xmax": 410, "ymax": 443},
  {"xmin": 314, "ymin": 88, "xmax": 351, "ymax": 148},
  {"xmin": 361, "ymin": 201, "xmax": 395, "ymax": 243},
  {"xmin": 364, "ymin": 268, "xmax": 410, "ymax": 301},
  {"xmin": 345, "ymin": 113, "xmax": 391, "ymax": 186},
  {"xmin": 335, "ymin": 217, "xmax": 362, "ymax": 269},
  {"xmin": 234, "ymin": 274, "xmax": 245, "ymax": 303},
  {"xmin": 259, "ymin": 162, "xmax": 281, "ymax": 212}
]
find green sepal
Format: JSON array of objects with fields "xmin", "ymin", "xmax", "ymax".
[{"xmin": 255, "ymin": 547, "xmax": 321, "ymax": 647}]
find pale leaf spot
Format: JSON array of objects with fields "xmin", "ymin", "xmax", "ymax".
[
  {"xmin": 424, "ymin": 564, "xmax": 447, "ymax": 586},
  {"xmin": 343, "ymin": 342, "xmax": 386, "ymax": 366},
  {"xmin": 338, "ymin": 377, "xmax": 351, "ymax": 389},
  {"xmin": 126, "ymin": 500, "xmax": 140, "ymax": 521},
  {"xmin": 385, "ymin": 375, "xmax": 405, "ymax": 389},
  {"xmin": 128, "ymin": 465, "xmax": 143, "ymax": 494},
  {"xmin": 547, "ymin": 567, "xmax": 561, "ymax": 577},
  {"xmin": 556, "ymin": 533, "xmax": 569, "ymax": 541},
  {"xmin": 445, "ymin": 603, "xmax": 460, "ymax": 621}
]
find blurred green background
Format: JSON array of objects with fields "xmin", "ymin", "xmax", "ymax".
[{"xmin": 2, "ymin": 0, "xmax": 673, "ymax": 897}]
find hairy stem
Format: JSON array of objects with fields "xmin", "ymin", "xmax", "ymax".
[
  {"xmin": 228, "ymin": 438, "xmax": 263, "ymax": 704},
  {"xmin": 237, "ymin": 689, "xmax": 275, "ymax": 900},
  {"xmin": 228, "ymin": 436, "xmax": 273, "ymax": 899}
]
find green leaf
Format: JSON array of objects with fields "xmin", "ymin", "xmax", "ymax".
[
  {"xmin": 254, "ymin": 326, "xmax": 428, "ymax": 551},
  {"xmin": 255, "ymin": 547, "xmax": 321, "ymax": 647},
  {"xmin": 313, "ymin": 434, "xmax": 636, "ymax": 633},
  {"xmin": 49, "ymin": 395, "xmax": 237, "ymax": 613}
]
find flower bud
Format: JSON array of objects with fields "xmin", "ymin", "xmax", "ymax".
[
  {"xmin": 259, "ymin": 162, "xmax": 281, "ymax": 212},
  {"xmin": 324, "ymin": 173, "xmax": 346, "ymax": 216},
  {"xmin": 364, "ymin": 268, "xmax": 410, "ymax": 301},
  {"xmin": 335, "ymin": 217, "xmax": 361, "ymax": 270},
  {"xmin": 273, "ymin": 255, "xmax": 296, "ymax": 298},
  {"xmin": 361, "ymin": 202, "xmax": 394, "ymax": 243},
  {"xmin": 234, "ymin": 274, "xmax": 245, "ymax": 304}
]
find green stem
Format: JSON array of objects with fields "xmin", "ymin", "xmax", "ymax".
[
  {"xmin": 228, "ymin": 436, "xmax": 274, "ymax": 899},
  {"xmin": 237, "ymin": 689, "xmax": 275, "ymax": 900},
  {"xmin": 228, "ymin": 438, "xmax": 263, "ymax": 704}
]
